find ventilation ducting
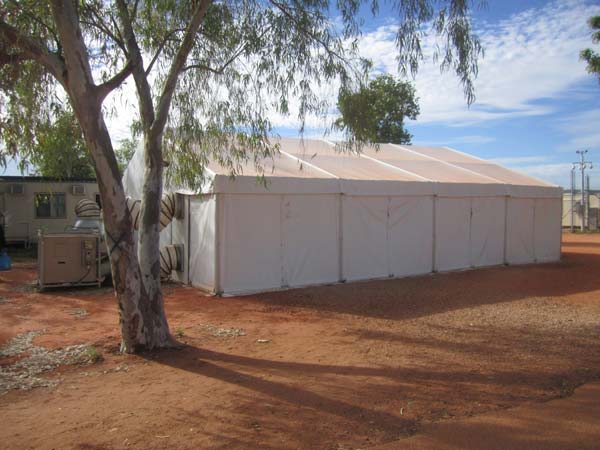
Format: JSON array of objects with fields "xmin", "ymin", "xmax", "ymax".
[{"xmin": 75, "ymin": 199, "xmax": 101, "ymax": 217}]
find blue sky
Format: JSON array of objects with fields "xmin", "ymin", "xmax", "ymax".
[
  {"xmin": 295, "ymin": 0, "xmax": 600, "ymax": 188},
  {"xmin": 3, "ymin": 0, "xmax": 600, "ymax": 188}
]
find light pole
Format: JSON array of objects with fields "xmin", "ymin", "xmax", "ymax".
[{"xmin": 574, "ymin": 150, "xmax": 593, "ymax": 231}]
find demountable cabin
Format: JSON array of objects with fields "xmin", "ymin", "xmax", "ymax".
[{"xmin": 123, "ymin": 138, "xmax": 562, "ymax": 295}]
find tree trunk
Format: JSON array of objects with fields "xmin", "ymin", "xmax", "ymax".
[
  {"xmin": 136, "ymin": 132, "xmax": 172, "ymax": 346},
  {"xmin": 71, "ymin": 100, "xmax": 172, "ymax": 352},
  {"xmin": 43, "ymin": 0, "xmax": 174, "ymax": 353}
]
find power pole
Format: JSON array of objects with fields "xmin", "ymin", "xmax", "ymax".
[
  {"xmin": 573, "ymin": 150, "xmax": 593, "ymax": 231},
  {"xmin": 570, "ymin": 165, "xmax": 575, "ymax": 232}
]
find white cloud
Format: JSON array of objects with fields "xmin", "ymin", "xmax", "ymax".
[
  {"xmin": 358, "ymin": 0, "xmax": 600, "ymax": 126},
  {"xmin": 415, "ymin": 135, "xmax": 496, "ymax": 146},
  {"xmin": 103, "ymin": 0, "xmax": 600, "ymax": 139},
  {"xmin": 510, "ymin": 163, "xmax": 600, "ymax": 188},
  {"xmin": 556, "ymin": 108, "xmax": 600, "ymax": 152}
]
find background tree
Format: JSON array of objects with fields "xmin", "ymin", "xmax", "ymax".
[
  {"xmin": 580, "ymin": 15, "xmax": 600, "ymax": 82},
  {"xmin": 115, "ymin": 136, "xmax": 138, "ymax": 176},
  {"xmin": 0, "ymin": 0, "xmax": 483, "ymax": 353},
  {"xmin": 30, "ymin": 109, "xmax": 94, "ymax": 179},
  {"xmin": 335, "ymin": 74, "xmax": 419, "ymax": 145}
]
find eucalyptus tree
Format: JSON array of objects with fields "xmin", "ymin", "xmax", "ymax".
[
  {"xmin": 0, "ymin": 0, "xmax": 483, "ymax": 353},
  {"xmin": 336, "ymin": 74, "xmax": 419, "ymax": 145},
  {"xmin": 31, "ymin": 109, "xmax": 95, "ymax": 179},
  {"xmin": 581, "ymin": 15, "xmax": 600, "ymax": 82}
]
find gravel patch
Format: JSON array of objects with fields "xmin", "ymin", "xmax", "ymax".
[
  {"xmin": 0, "ymin": 331, "xmax": 100, "ymax": 395},
  {"xmin": 67, "ymin": 308, "xmax": 89, "ymax": 318},
  {"xmin": 201, "ymin": 324, "xmax": 246, "ymax": 338}
]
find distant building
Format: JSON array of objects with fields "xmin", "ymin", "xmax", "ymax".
[
  {"xmin": 562, "ymin": 190, "xmax": 600, "ymax": 230},
  {"xmin": 0, "ymin": 176, "xmax": 99, "ymax": 246}
]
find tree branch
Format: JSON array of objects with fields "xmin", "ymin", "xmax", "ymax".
[
  {"xmin": 96, "ymin": 59, "xmax": 134, "ymax": 101},
  {"xmin": 268, "ymin": 0, "xmax": 350, "ymax": 67},
  {"xmin": 182, "ymin": 26, "xmax": 271, "ymax": 75},
  {"xmin": 0, "ymin": 49, "xmax": 32, "ymax": 67},
  {"xmin": 144, "ymin": 28, "xmax": 186, "ymax": 76},
  {"xmin": 115, "ymin": 0, "xmax": 156, "ymax": 129},
  {"xmin": 151, "ymin": 0, "xmax": 213, "ymax": 139},
  {"xmin": 0, "ymin": 19, "xmax": 66, "ymax": 85}
]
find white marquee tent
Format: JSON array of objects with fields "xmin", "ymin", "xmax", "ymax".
[{"xmin": 123, "ymin": 138, "xmax": 562, "ymax": 295}]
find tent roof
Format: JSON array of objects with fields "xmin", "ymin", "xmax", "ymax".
[
  {"xmin": 207, "ymin": 138, "xmax": 553, "ymax": 187},
  {"xmin": 123, "ymin": 137, "xmax": 561, "ymax": 199}
]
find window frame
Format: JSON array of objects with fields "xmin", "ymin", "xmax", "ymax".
[{"xmin": 34, "ymin": 192, "xmax": 67, "ymax": 219}]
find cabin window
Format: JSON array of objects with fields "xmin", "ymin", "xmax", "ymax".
[{"xmin": 35, "ymin": 193, "xmax": 66, "ymax": 218}]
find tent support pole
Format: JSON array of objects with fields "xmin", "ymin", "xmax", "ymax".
[
  {"xmin": 431, "ymin": 195, "xmax": 437, "ymax": 273},
  {"xmin": 532, "ymin": 199, "xmax": 537, "ymax": 263},
  {"xmin": 338, "ymin": 193, "xmax": 344, "ymax": 282},
  {"xmin": 187, "ymin": 195, "xmax": 191, "ymax": 285},
  {"xmin": 214, "ymin": 193, "xmax": 222, "ymax": 294},
  {"xmin": 469, "ymin": 198, "xmax": 474, "ymax": 268},
  {"xmin": 503, "ymin": 196, "xmax": 509, "ymax": 265},
  {"xmin": 559, "ymin": 194, "xmax": 564, "ymax": 260}
]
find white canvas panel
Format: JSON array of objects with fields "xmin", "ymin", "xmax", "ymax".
[
  {"xmin": 170, "ymin": 197, "xmax": 188, "ymax": 284},
  {"xmin": 122, "ymin": 143, "xmax": 144, "ymax": 200},
  {"xmin": 159, "ymin": 222, "xmax": 172, "ymax": 247},
  {"xmin": 188, "ymin": 195, "xmax": 216, "ymax": 290},
  {"xmin": 282, "ymin": 195, "xmax": 339, "ymax": 287},
  {"xmin": 435, "ymin": 198, "xmax": 471, "ymax": 271},
  {"xmin": 534, "ymin": 198, "xmax": 562, "ymax": 262},
  {"xmin": 470, "ymin": 197, "xmax": 506, "ymax": 267},
  {"xmin": 388, "ymin": 196, "xmax": 433, "ymax": 276},
  {"xmin": 220, "ymin": 194, "xmax": 282, "ymax": 293},
  {"xmin": 506, "ymin": 198, "xmax": 535, "ymax": 264},
  {"xmin": 342, "ymin": 196, "xmax": 388, "ymax": 281}
]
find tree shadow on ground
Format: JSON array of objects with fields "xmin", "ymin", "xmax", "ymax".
[{"xmin": 237, "ymin": 249, "xmax": 600, "ymax": 322}]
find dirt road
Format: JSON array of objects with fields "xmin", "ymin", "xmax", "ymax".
[{"xmin": 0, "ymin": 233, "xmax": 599, "ymax": 449}]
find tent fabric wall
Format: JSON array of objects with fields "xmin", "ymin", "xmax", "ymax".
[
  {"xmin": 170, "ymin": 197, "xmax": 189, "ymax": 284},
  {"xmin": 534, "ymin": 198, "xmax": 562, "ymax": 262},
  {"xmin": 215, "ymin": 193, "xmax": 562, "ymax": 295},
  {"xmin": 220, "ymin": 194, "xmax": 283, "ymax": 293},
  {"xmin": 188, "ymin": 195, "xmax": 216, "ymax": 290},
  {"xmin": 342, "ymin": 196, "xmax": 389, "ymax": 281},
  {"xmin": 469, "ymin": 197, "xmax": 506, "ymax": 267},
  {"xmin": 388, "ymin": 196, "xmax": 434, "ymax": 277},
  {"xmin": 506, "ymin": 198, "xmax": 536, "ymax": 264},
  {"xmin": 434, "ymin": 198, "xmax": 472, "ymax": 271},
  {"xmin": 281, "ymin": 194, "xmax": 339, "ymax": 287}
]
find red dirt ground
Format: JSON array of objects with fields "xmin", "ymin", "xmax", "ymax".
[{"xmin": 0, "ymin": 233, "xmax": 599, "ymax": 449}]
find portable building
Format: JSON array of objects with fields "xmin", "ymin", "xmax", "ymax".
[
  {"xmin": 123, "ymin": 138, "xmax": 562, "ymax": 295},
  {"xmin": 0, "ymin": 176, "xmax": 100, "ymax": 246}
]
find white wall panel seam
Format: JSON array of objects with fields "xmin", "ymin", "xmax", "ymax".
[
  {"xmin": 338, "ymin": 193, "xmax": 344, "ymax": 282},
  {"xmin": 503, "ymin": 196, "xmax": 508, "ymax": 265},
  {"xmin": 187, "ymin": 195, "xmax": 191, "ymax": 284},
  {"xmin": 385, "ymin": 196, "xmax": 394, "ymax": 277},
  {"xmin": 559, "ymin": 198, "xmax": 563, "ymax": 260},
  {"xmin": 392, "ymin": 144, "xmax": 505, "ymax": 184},
  {"xmin": 214, "ymin": 193, "xmax": 222, "ymax": 294},
  {"xmin": 469, "ymin": 197, "xmax": 473, "ymax": 268},
  {"xmin": 531, "ymin": 200, "xmax": 538, "ymax": 263},
  {"xmin": 432, "ymin": 195, "xmax": 437, "ymax": 272},
  {"xmin": 280, "ymin": 194, "xmax": 286, "ymax": 287}
]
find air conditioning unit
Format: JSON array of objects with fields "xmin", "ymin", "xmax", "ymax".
[
  {"xmin": 9, "ymin": 184, "xmax": 24, "ymax": 195},
  {"xmin": 71, "ymin": 184, "xmax": 85, "ymax": 196}
]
